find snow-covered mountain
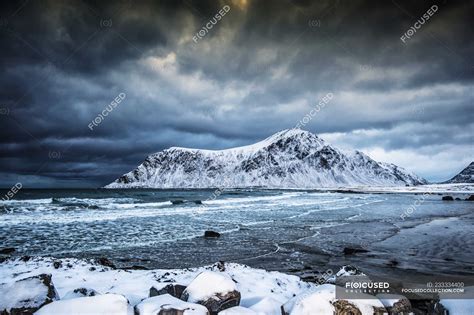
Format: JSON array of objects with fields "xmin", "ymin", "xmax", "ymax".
[
  {"xmin": 105, "ymin": 129, "xmax": 427, "ymax": 188},
  {"xmin": 443, "ymin": 162, "xmax": 474, "ymax": 183}
]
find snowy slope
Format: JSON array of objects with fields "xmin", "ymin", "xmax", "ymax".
[
  {"xmin": 443, "ymin": 161, "xmax": 474, "ymax": 183},
  {"xmin": 105, "ymin": 129, "xmax": 427, "ymax": 188}
]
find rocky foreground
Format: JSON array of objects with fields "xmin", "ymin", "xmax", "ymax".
[{"xmin": 0, "ymin": 257, "xmax": 472, "ymax": 315}]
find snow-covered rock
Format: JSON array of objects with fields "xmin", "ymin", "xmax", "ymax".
[
  {"xmin": 62, "ymin": 287, "xmax": 100, "ymax": 300},
  {"xmin": 282, "ymin": 284, "xmax": 386, "ymax": 315},
  {"xmin": 248, "ymin": 296, "xmax": 281, "ymax": 315},
  {"xmin": 443, "ymin": 161, "xmax": 474, "ymax": 183},
  {"xmin": 35, "ymin": 294, "xmax": 129, "ymax": 315},
  {"xmin": 0, "ymin": 273, "xmax": 58, "ymax": 314},
  {"xmin": 182, "ymin": 271, "xmax": 241, "ymax": 314},
  {"xmin": 218, "ymin": 306, "xmax": 257, "ymax": 314},
  {"xmin": 376, "ymin": 294, "xmax": 412, "ymax": 313},
  {"xmin": 105, "ymin": 129, "xmax": 426, "ymax": 188},
  {"xmin": 135, "ymin": 294, "xmax": 208, "ymax": 315}
]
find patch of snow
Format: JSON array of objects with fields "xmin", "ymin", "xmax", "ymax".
[
  {"xmin": 248, "ymin": 296, "xmax": 281, "ymax": 315},
  {"xmin": 135, "ymin": 294, "xmax": 208, "ymax": 315},
  {"xmin": 218, "ymin": 306, "xmax": 257, "ymax": 314},
  {"xmin": 34, "ymin": 294, "xmax": 129, "ymax": 315}
]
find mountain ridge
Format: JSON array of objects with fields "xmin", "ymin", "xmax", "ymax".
[
  {"xmin": 105, "ymin": 129, "xmax": 427, "ymax": 188},
  {"xmin": 443, "ymin": 162, "xmax": 474, "ymax": 184}
]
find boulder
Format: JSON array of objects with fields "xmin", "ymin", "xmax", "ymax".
[
  {"xmin": 35, "ymin": 294, "xmax": 129, "ymax": 315},
  {"xmin": 376, "ymin": 294, "xmax": 412, "ymax": 314},
  {"xmin": 466, "ymin": 195, "xmax": 474, "ymax": 201},
  {"xmin": 135, "ymin": 294, "xmax": 208, "ymax": 315},
  {"xmin": 336, "ymin": 265, "xmax": 365, "ymax": 277},
  {"xmin": 181, "ymin": 271, "xmax": 240, "ymax": 314},
  {"xmin": 218, "ymin": 306, "xmax": 256, "ymax": 314},
  {"xmin": 442, "ymin": 196, "xmax": 454, "ymax": 201},
  {"xmin": 410, "ymin": 299, "xmax": 449, "ymax": 315},
  {"xmin": 150, "ymin": 284, "xmax": 187, "ymax": 298},
  {"xmin": 62, "ymin": 287, "xmax": 100, "ymax": 300},
  {"xmin": 343, "ymin": 247, "xmax": 369, "ymax": 255},
  {"xmin": 282, "ymin": 284, "xmax": 386, "ymax": 315},
  {"xmin": 0, "ymin": 273, "xmax": 58, "ymax": 315},
  {"xmin": 0, "ymin": 247, "xmax": 15, "ymax": 255},
  {"xmin": 204, "ymin": 231, "xmax": 221, "ymax": 238},
  {"xmin": 52, "ymin": 261, "xmax": 62, "ymax": 269}
]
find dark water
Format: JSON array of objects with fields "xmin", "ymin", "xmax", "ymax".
[{"xmin": 1, "ymin": 188, "xmax": 473, "ymax": 284}]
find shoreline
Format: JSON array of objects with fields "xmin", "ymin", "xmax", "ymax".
[{"xmin": 1, "ymin": 256, "xmax": 472, "ymax": 314}]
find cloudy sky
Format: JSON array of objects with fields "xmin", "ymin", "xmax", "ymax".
[{"xmin": 0, "ymin": 0, "xmax": 472, "ymax": 188}]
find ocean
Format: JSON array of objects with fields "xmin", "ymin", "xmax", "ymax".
[{"xmin": 1, "ymin": 188, "xmax": 473, "ymax": 285}]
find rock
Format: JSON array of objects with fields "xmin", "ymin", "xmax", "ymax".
[
  {"xmin": 216, "ymin": 261, "xmax": 226, "ymax": 272},
  {"xmin": 194, "ymin": 200, "xmax": 203, "ymax": 205},
  {"xmin": 181, "ymin": 271, "xmax": 240, "ymax": 314},
  {"xmin": 336, "ymin": 265, "xmax": 365, "ymax": 277},
  {"xmin": 62, "ymin": 287, "xmax": 100, "ymax": 300},
  {"xmin": 204, "ymin": 230, "xmax": 221, "ymax": 238},
  {"xmin": 35, "ymin": 294, "xmax": 129, "ymax": 315},
  {"xmin": 135, "ymin": 294, "xmax": 208, "ymax": 315},
  {"xmin": 95, "ymin": 257, "xmax": 116, "ymax": 269},
  {"xmin": 343, "ymin": 247, "xmax": 369, "ymax": 255},
  {"xmin": 53, "ymin": 260, "xmax": 62, "ymax": 269},
  {"xmin": 0, "ymin": 274, "xmax": 58, "ymax": 314},
  {"xmin": 455, "ymin": 197, "xmax": 461, "ymax": 200},
  {"xmin": 282, "ymin": 284, "xmax": 386, "ymax": 315},
  {"xmin": 410, "ymin": 299, "xmax": 449, "ymax": 315},
  {"xmin": 442, "ymin": 196, "xmax": 454, "ymax": 201},
  {"xmin": 377, "ymin": 294, "xmax": 412, "ymax": 314},
  {"xmin": 149, "ymin": 284, "xmax": 187, "ymax": 298},
  {"xmin": 171, "ymin": 200, "xmax": 184, "ymax": 205},
  {"xmin": 386, "ymin": 259, "xmax": 399, "ymax": 267},
  {"xmin": 0, "ymin": 247, "xmax": 15, "ymax": 255},
  {"xmin": 466, "ymin": 195, "xmax": 474, "ymax": 201},
  {"xmin": 218, "ymin": 306, "xmax": 256, "ymax": 314},
  {"xmin": 331, "ymin": 300, "xmax": 363, "ymax": 315}
]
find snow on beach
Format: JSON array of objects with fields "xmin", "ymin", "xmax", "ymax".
[
  {"xmin": 323, "ymin": 183, "xmax": 474, "ymax": 194},
  {"xmin": 1, "ymin": 257, "xmax": 473, "ymax": 314},
  {"xmin": 0, "ymin": 257, "xmax": 313, "ymax": 314}
]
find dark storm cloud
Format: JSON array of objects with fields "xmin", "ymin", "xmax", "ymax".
[{"xmin": 0, "ymin": 0, "xmax": 472, "ymax": 187}]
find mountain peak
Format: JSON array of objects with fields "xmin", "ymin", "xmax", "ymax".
[{"xmin": 105, "ymin": 129, "xmax": 426, "ymax": 188}]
